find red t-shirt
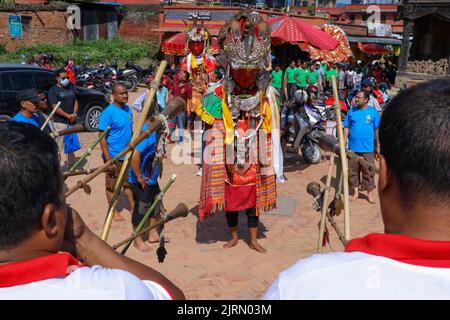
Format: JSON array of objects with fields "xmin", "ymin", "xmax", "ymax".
[{"xmin": 171, "ymin": 81, "xmax": 192, "ymax": 103}]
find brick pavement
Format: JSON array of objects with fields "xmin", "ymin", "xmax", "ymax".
[{"xmin": 65, "ymin": 90, "xmax": 384, "ymax": 299}]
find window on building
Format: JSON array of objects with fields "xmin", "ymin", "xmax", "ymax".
[
  {"xmin": 349, "ymin": 14, "xmax": 355, "ymax": 22},
  {"xmin": 21, "ymin": 15, "xmax": 32, "ymax": 32},
  {"xmin": 381, "ymin": 15, "xmax": 386, "ymax": 23}
]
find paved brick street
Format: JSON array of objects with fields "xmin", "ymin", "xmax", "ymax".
[{"xmin": 65, "ymin": 89, "xmax": 384, "ymax": 299}]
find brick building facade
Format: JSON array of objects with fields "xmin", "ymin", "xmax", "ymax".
[{"xmin": 0, "ymin": 8, "xmax": 74, "ymax": 52}]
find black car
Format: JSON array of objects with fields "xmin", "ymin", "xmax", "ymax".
[{"xmin": 0, "ymin": 64, "xmax": 108, "ymax": 131}]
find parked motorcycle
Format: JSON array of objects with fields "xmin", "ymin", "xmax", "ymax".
[
  {"xmin": 110, "ymin": 60, "xmax": 139, "ymax": 91},
  {"xmin": 124, "ymin": 61, "xmax": 153, "ymax": 84},
  {"xmin": 282, "ymin": 90, "xmax": 325, "ymax": 164}
]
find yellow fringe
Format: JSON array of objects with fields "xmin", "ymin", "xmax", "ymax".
[
  {"xmin": 195, "ymin": 105, "xmax": 216, "ymax": 125},
  {"xmin": 222, "ymin": 91, "xmax": 235, "ymax": 145}
]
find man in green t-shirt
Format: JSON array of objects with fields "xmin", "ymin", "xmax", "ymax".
[
  {"xmin": 282, "ymin": 61, "xmax": 299, "ymax": 130},
  {"xmin": 271, "ymin": 64, "xmax": 283, "ymax": 109},
  {"xmin": 307, "ymin": 63, "xmax": 319, "ymax": 86},
  {"xmin": 271, "ymin": 64, "xmax": 283, "ymax": 90},
  {"xmin": 296, "ymin": 61, "xmax": 308, "ymax": 90},
  {"xmin": 325, "ymin": 62, "xmax": 339, "ymax": 89},
  {"xmin": 284, "ymin": 60, "xmax": 300, "ymax": 100}
]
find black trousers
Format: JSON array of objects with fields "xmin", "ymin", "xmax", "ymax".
[
  {"xmin": 131, "ymin": 183, "xmax": 161, "ymax": 227},
  {"xmin": 225, "ymin": 208, "xmax": 259, "ymax": 228}
]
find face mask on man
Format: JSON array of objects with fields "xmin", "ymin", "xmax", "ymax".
[{"xmin": 59, "ymin": 77, "xmax": 70, "ymax": 87}]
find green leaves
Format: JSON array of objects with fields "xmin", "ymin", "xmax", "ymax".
[{"xmin": 1, "ymin": 38, "xmax": 159, "ymax": 67}]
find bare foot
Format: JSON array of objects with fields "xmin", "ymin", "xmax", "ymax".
[
  {"xmin": 368, "ymin": 191, "xmax": 376, "ymax": 204},
  {"xmin": 351, "ymin": 193, "xmax": 359, "ymax": 201},
  {"xmin": 249, "ymin": 242, "xmax": 267, "ymax": 254},
  {"xmin": 223, "ymin": 238, "xmax": 238, "ymax": 249},
  {"xmin": 148, "ymin": 237, "xmax": 171, "ymax": 244},
  {"xmin": 133, "ymin": 239, "xmax": 152, "ymax": 252},
  {"xmin": 113, "ymin": 212, "xmax": 125, "ymax": 222}
]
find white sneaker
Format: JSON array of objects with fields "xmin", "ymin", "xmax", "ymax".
[{"xmin": 196, "ymin": 168, "xmax": 202, "ymax": 176}]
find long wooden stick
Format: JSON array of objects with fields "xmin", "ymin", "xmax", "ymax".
[
  {"xmin": 100, "ymin": 60, "xmax": 168, "ymax": 241},
  {"xmin": 69, "ymin": 127, "xmax": 110, "ymax": 173},
  {"xmin": 327, "ymin": 214, "xmax": 348, "ymax": 247},
  {"xmin": 330, "ymin": 76, "xmax": 350, "ymax": 241},
  {"xmin": 317, "ymin": 154, "xmax": 335, "ymax": 253},
  {"xmin": 112, "ymin": 203, "xmax": 189, "ymax": 250},
  {"xmin": 63, "ymin": 165, "xmax": 114, "ymax": 179},
  {"xmin": 41, "ymin": 101, "xmax": 61, "ymax": 131},
  {"xmin": 50, "ymin": 123, "xmax": 84, "ymax": 139}
]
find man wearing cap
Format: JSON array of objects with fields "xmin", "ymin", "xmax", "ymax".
[{"xmin": 11, "ymin": 89, "xmax": 41, "ymax": 128}]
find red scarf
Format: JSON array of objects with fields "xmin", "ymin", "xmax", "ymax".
[
  {"xmin": 0, "ymin": 252, "xmax": 85, "ymax": 288},
  {"xmin": 345, "ymin": 233, "xmax": 450, "ymax": 268}
]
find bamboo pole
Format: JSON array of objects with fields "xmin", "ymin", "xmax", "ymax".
[
  {"xmin": 119, "ymin": 174, "xmax": 177, "ymax": 255},
  {"xmin": 69, "ymin": 127, "xmax": 110, "ymax": 173},
  {"xmin": 100, "ymin": 60, "xmax": 168, "ymax": 241},
  {"xmin": 317, "ymin": 154, "xmax": 335, "ymax": 253},
  {"xmin": 50, "ymin": 123, "xmax": 84, "ymax": 139},
  {"xmin": 41, "ymin": 101, "xmax": 61, "ymax": 131},
  {"xmin": 63, "ymin": 165, "xmax": 114, "ymax": 180},
  {"xmin": 330, "ymin": 76, "xmax": 350, "ymax": 241},
  {"xmin": 327, "ymin": 214, "xmax": 348, "ymax": 247},
  {"xmin": 112, "ymin": 203, "xmax": 188, "ymax": 251}
]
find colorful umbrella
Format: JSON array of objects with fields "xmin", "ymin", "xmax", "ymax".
[
  {"xmin": 298, "ymin": 25, "xmax": 353, "ymax": 62},
  {"xmin": 268, "ymin": 15, "xmax": 339, "ymax": 51},
  {"xmin": 358, "ymin": 42, "xmax": 392, "ymax": 55},
  {"xmin": 162, "ymin": 32, "xmax": 219, "ymax": 56}
]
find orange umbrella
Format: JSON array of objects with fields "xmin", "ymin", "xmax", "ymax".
[{"xmin": 162, "ymin": 32, "xmax": 219, "ymax": 56}]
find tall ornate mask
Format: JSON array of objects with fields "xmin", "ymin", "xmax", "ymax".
[
  {"xmin": 218, "ymin": 10, "xmax": 271, "ymax": 71},
  {"xmin": 184, "ymin": 15, "xmax": 210, "ymax": 56}
]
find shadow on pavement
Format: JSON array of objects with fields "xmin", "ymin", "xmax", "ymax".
[
  {"xmin": 283, "ymin": 152, "xmax": 310, "ymax": 173},
  {"xmin": 191, "ymin": 205, "xmax": 268, "ymax": 245}
]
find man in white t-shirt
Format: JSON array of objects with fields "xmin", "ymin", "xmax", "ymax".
[
  {"xmin": 0, "ymin": 121, "xmax": 185, "ymax": 300},
  {"xmin": 264, "ymin": 79, "xmax": 450, "ymax": 300}
]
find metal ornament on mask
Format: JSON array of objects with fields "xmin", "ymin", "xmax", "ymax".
[{"xmin": 218, "ymin": 11, "xmax": 272, "ymax": 143}]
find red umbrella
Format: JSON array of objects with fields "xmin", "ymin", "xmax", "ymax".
[
  {"xmin": 268, "ymin": 15, "xmax": 339, "ymax": 50},
  {"xmin": 162, "ymin": 32, "xmax": 219, "ymax": 56},
  {"xmin": 358, "ymin": 42, "xmax": 392, "ymax": 55}
]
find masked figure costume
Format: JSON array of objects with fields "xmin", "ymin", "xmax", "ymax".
[
  {"xmin": 179, "ymin": 16, "xmax": 218, "ymax": 120},
  {"xmin": 196, "ymin": 10, "xmax": 284, "ymax": 252}
]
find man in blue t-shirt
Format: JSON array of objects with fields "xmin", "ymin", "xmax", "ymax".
[
  {"xmin": 128, "ymin": 112, "xmax": 162, "ymax": 252},
  {"xmin": 344, "ymin": 90, "xmax": 380, "ymax": 203},
  {"xmin": 99, "ymin": 83, "xmax": 134, "ymax": 222},
  {"xmin": 11, "ymin": 89, "xmax": 41, "ymax": 128}
]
